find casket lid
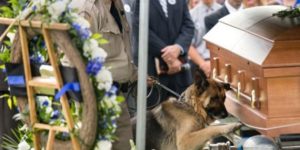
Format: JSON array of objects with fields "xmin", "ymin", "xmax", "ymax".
[{"xmin": 204, "ymin": 6, "xmax": 300, "ymax": 67}]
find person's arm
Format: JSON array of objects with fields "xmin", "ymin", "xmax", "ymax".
[
  {"xmin": 173, "ymin": 1, "xmax": 195, "ymax": 55},
  {"xmin": 189, "ymin": 46, "xmax": 206, "ymax": 67},
  {"xmin": 161, "ymin": 1, "xmax": 195, "ymax": 72},
  {"xmin": 188, "ymin": 46, "xmax": 210, "ymax": 76}
]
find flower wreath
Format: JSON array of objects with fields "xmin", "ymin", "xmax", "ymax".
[{"xmin": 0, "ymin": 0, "xmax": 124, "ymax": 149}]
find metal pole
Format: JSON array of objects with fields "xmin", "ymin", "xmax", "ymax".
[{"xmin": 136, "ymin": 0, "xmax": 149, "ymax": 149}]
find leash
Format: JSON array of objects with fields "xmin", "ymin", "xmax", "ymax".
[
  {"xmin": 152, "ymin": 79, "xmax": 181, "ymax": 98},
  {"xmin": 126, "ymin": 77, "xmax": 182, "ymax": 110}
]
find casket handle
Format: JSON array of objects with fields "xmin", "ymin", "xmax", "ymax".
[
  {"xmin": 237, "ymin": 70, "xmax": 245, "ymax": 99},
  {"xmin": 251, "ymin": 77, "xmax": 261, "ymax": 109},
  {"xmin": 224, "ymin": 64, "xmax": 231, "ymax": 83},
  {"xmin": 212, "ymin": 57, "xmax": 220, "ymax": 79}
]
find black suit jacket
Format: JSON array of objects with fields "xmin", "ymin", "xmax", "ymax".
[
  {"xmin": 204, "ymin": 6, "xmax": 229, "ymax": 32},
  {"xmin": 133, "ymin": 0, "xmax": 194, "ymax": 88}
]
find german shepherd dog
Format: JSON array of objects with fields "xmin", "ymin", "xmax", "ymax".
[{"xmin": 132, "ymin": 69, "xmax": 241, "ymax": 150}]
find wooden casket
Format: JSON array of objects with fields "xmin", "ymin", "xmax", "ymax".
[{"xmin": 204, "ymin": 6, "xmax": 300, "ymax": 137}]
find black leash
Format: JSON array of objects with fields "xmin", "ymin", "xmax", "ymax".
[
  {"xmin": 152, "ymin": 80, "xmax": 181, "ymax": 98},
  {"xmin": 126, "ymin": 77, "xmax": 182, "ymax": 110}
]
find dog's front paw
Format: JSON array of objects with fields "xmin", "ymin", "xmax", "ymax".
[{"xmin": 221, "ymin": 122, "xmax": 242, "ymax": 134}]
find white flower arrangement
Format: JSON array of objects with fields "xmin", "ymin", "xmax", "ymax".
[
  {"xmin": 0, "ymin": 0, "xmax": 123, "ymax": 149},
  {"xmin": 18, "ymin": 140, "xmax": 31, "ymax": 150},
  {"xmin": 95, "ymin": 140, "xmax": 112, "ymax": 150}
]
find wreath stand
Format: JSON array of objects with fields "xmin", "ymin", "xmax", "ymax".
[{"xmin": 0, "ymin": 18, "xmax": 98, "ymax": 150}]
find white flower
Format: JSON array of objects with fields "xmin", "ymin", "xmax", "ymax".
[
  {"xmin": 83, "ymin": 39, "xmax": 107, "ymax": 59},
  {"xmin": 95, "ymin": 68, "xmax": 112, "ymax": 91},
  {"xmin": 95, "ymin": 140, "xmax": 112, "ymax": 150},
  {"xmin": 91, "ymin": 47, "xmax": 107, "ymax": 60},
  {"xmin": 46, "ymin": 107, "xmax": 53, "ymax": 114},
  {"xmin": 83, "ymin": 39, "xmax": 98, "ymax": 57},
  {"xmin": 104, "ymin": 98, "xmax": 113, "ymax": 108},
  {"xmin": 47, "ymin": 0, "xmax": 69, "ymax": 22},
  {"xmin": 70, "ymin": 13, "xmax": 91, "ymax": 28},
  {"xmin": 76, "ymin": 122, "xmax": 82, "ymax": 129},
  {"xmin": 18, "ymin": 140, "xmax": 30, "ymax": 150},
  {"xmin": 36, "ymin": 96, "xmax": 52, "ymax": 107},
  {"xmin": 7, "ymin": 31, "xmax": 15, "ymax": 43},
  {"xmin": 13, "ymin": 113, "xmax": 26, "ymax": 121}
]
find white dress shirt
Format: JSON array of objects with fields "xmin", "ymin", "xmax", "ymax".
[
  {"xmin": 224, "ymin": 0, "xmax": 243, "ymax": 14},
  {"xmin": 190, "ymin": 2, "xmax": 221, "ymax": 59}
]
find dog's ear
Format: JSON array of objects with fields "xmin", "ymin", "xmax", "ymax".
[
  {"xmin": 222, "ymin": 83, "xmax": 231, "ymax": 91},
  {"xmin": 194, "ymin": 68, "xmax": 209, "ymax": 93}
]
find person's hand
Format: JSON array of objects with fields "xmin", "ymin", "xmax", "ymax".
[
  {"xmin": 147, "ymin": 77, "xmax": 155, "ymax": 87},
  {"xmin": 199, "ymin": 60, "xmax": 211, "ymax": 77},
  {"xmin": 161, "ymin": 44, "xmax": 181, "ymax": 63},
  {"xmin": 166, "ymin": 59, "xmax": 182, "ymax": 75}
]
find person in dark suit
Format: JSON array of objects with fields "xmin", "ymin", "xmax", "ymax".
[
  {"xmin": 133, "ymin": 0, "xmax": 194, "ymax": 102},
  {"xmin": 204, "ymin": 0, "xmax": 243, "ymax": 31}
]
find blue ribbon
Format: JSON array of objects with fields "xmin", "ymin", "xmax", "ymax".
[
  {"xmin": 55, "ymin": 82, "xmax": 81, "ymax": 100},
  {"xmin": 7, "ymin": 75, "xmax": 25, "ymax": 86}
]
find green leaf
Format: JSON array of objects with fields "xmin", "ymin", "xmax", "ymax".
[
  {"xmin": 0, "ymin": 94, "xmax": 10, "ymax": 99},
  {"xmin": 13, "ymin": 96, "xmax": 18, "ymax": 106},
  {"xmin": 7, "ymin": 97, "xmax": 12, "ymax": 109},
  {"xmin": 98, "ymin": 38, "xmax": 109, "ymax": 45},
  {"xmin": 0, "ymin": 64, "xmax": 5, "ymax": 69},
  {"xmin": 91, "ymin": 33, "xmax": 102, "ymax": 39},
  {"xmin": 0, "ymin": 50, "xmax": 10, "ymax": 63},
  {"xmin": 3, "ymin": 40, "xmax": 11, "ymax": 46},
  {"xmin": 116, "ymin": 96, "xmax": 125, "ymax": 103}
]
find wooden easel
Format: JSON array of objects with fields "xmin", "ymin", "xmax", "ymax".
[{"xmin": 0, "ymin": 18, "xmax": 80, "ymax": 150}]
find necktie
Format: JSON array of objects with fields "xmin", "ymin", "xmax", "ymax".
[{"xmin": 159, "ymin": 0, "xmax": 168, "ymax": 17}]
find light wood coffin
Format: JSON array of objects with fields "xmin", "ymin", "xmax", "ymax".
[{"xmin": 204, "ymin": 6, "xmax": 300, "ymax": 137}]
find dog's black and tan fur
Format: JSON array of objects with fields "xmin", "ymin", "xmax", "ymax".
[{"xmin": 132, "ymin": 69, "xmax": 241, "ymax": 150}]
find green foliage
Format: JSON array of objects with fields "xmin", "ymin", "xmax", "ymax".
[
  {"xmin": 0, "ymin": 47, "xmax": 10, "ymax": 63},
  {"xmin": 2, "ymin": 130, "xmax": 20, "ymax": 150},
  {"xmin": 92, "ymin": 33, "xmax": 109, "ymax": 45},
  {"xmin": 0, "ymin": 94, "xmax": 18, "ymax": 109},
  {"xmin": 0, "ymin": 0, "xmax": 28, "ymax": 18},
  {"xmin": 1, "ymin": 126, "xmax": 33, "ymax": 150},
  {"xmin": 0, "ymin": 0, "xmax": 28, "ymax": 63},
  {"xmin": 0, "ymin": 64, "xmax": 4, "ymax": 69},
  {"xmin": 274, "ymin": 7, "xmax": 300, "ymax": 18}
]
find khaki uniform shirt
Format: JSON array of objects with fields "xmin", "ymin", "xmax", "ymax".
[{"xmin": 71, "ymin": 0, "xmax": 137, "ymax": 83}]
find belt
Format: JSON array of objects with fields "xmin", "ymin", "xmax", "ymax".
[{"xmin": 113, "ymin": 81, "xmax": 129, "ymax": 93}]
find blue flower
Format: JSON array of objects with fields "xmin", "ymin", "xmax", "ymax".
[
  {"xmin": 32, "ymin": 5, "xmax": 37, "ymax": 11},
  {"xmin": 105, "ymin": 85, "xmax": 118, "ymax": 97},
  {"xmin": 71, "ymin": 23, "xmax": 91, "ymax": 40},
  {"xmin": 33, "ymin": 36, "xmax": 38, "ymax": 41},
  {"xmin": 51, "ymin": 110, "xmax": 60, "ymax": 119},
  {"xmin": 30, "ymin": 55, "xmax": 44, "ymax": 64},
  {"xmin": 86, "ymin": 58, "xmax": 103, "ymax": 76},
  {"xmin": 99, "ymin": 136, "xmax": 108, "ymax": 141},
  {"xmin": 42, "ymin": 101, "xmax": 49, "ymax": 107},
  {"xmin": 41, "ymin": 41, "xmax": 45, "ymax": 48},
  {"xmin": 61, "ymin": 132, "xmax": 70, "ymax": 139},
  {"xmin": 111, "ymin": 119, "xmax": 117, "ymax": 126}
]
